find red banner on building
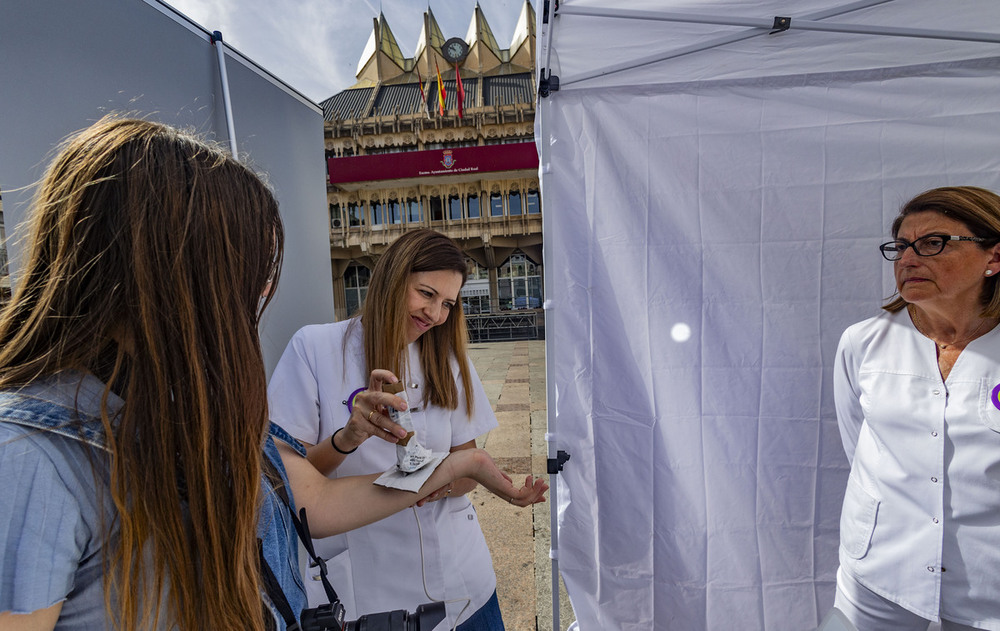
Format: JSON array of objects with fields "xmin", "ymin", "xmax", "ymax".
[{"xmin": 327, "ymin": 142, "xmax": 539, "ymax": 184}]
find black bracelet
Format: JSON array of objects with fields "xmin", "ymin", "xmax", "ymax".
[{"xmin": 330, "ymin": 427, "xmax": 358, "ymax": 455}]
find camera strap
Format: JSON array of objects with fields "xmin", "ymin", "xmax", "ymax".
[{"xmin": 261, "ymin": 456, "xmax": 345, "ymax": 630}]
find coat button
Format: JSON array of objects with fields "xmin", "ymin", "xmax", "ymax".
[
  {"xmin": 931, "ymin": 477, "xmax": 938, "ymax": 483},
  {"xmin": 932, "ymin": 518, "xmax": 939, "ymax": 524},
  {"xmin": 927, "ymin": 567, "xmax": 935, "ymax": 572},
  {"xmin": 932, "ymin": 389, "xmax": 941, "ymax": 395},
  {"xmin": 931, "ymin": 431, "xmax": 938, "ymax": 437}
]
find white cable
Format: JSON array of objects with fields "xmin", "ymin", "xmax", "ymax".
[{"xmin": 411, "ymin": 504, "xmax": 471, "ymax": 631}]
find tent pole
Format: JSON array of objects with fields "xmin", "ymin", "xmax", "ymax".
[
  {"xmin": 210, "ymin": 31, "xmax": 239, "ymax": 157},
  {"xmin": 538, "ymin": 0, "xmax": 563, "ymax": 627},
  {"xmin": 558, "ymin": 6, "xmax": 1000, "ymax": 44},
  {"xmin": 558, "ymin": 0, "xmax": 895, "ymax": 87},
  {"xmin": 557, "ymin": 0, "xmax": 1000, "ymax": 87}
]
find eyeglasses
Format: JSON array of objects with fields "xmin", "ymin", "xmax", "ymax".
[{"xmin": 879, "ymin": 234, "xmax": 989, "ymax": 261}]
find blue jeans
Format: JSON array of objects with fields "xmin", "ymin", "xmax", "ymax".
[{"xmin": 457, "ymin": 591, "xmax": 505, "ymax": 631}]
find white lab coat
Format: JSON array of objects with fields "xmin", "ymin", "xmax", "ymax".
[
  {"xmin": 833, "ymin": 309, "xmax": 1000, "ymax": 630},
  {"xmin": 267, "ymin": 320, "xmax": 499, "ymax": 629}
]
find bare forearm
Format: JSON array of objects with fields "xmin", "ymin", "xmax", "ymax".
[
  {"xmin": 281, "ymin": 444, "xmax": 476, "ymax": 537},
  {"xmin": 279, "ymin": 445, "xmax": 545, "ymax": 538},
  {"xmin": 449, "ymin": 476, "xmax": 478, "ymax": 496},
  {"xmin": 303, "ymin": 436, "xmax": 348, "ymax": 476}
]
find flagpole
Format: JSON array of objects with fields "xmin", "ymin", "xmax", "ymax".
[{"xmin": 455, "ymin": 62, "xmax": 464, "ymax": 120}]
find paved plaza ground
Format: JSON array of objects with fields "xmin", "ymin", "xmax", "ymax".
[{"xmin": 466, "ymin": 340, "xmax": 575, "ymax": 631}]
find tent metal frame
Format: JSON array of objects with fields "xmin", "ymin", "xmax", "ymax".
[
  {"xmin": 553, "ymin": 1, "xmax": 1000, "ymax": 88},
  {"xmin": 536, "ymin": 1, "xmax": 1000, "ymax": 628}
]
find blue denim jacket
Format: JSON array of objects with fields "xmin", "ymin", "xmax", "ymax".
[{"xmin": 0, "ymin": 372, "xmax": 307, "ymax": 629}]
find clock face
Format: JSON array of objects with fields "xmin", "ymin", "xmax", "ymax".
[{"xmin": 443, "ymin": 38, "xmax": 467, "ymax": 62}]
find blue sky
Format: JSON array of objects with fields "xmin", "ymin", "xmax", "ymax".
[{"xmin": 164, "ymin": 0, "xmax": 526, "ymax": 102}]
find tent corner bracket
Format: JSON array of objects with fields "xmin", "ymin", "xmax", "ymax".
[
  {"xmin": 547, "ymin": 450, "xmax": 571, "ymax": 475},
  {"xmin": 539, "ymin": 70, "xmax": 560, "ymax": 98},
  {"xmin": 770, "ymin": 16, "xmax": 791, "ymax": 34}
]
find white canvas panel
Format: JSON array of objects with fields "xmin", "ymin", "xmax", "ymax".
[{"xmin": 541, "ymin": 57, "xmax": 1000, "ymax": 629}]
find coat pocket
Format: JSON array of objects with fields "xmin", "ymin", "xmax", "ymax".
[{"xmin": 840, "ymin": 476, "xmax": 879, "ymax": 560}]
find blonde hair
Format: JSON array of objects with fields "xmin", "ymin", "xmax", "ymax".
[
  {"xmin": 0, "ymin": 116, "xmax": 283, "ymax": 630},
  {"xmin": 356, "ymin": 229, "xmax": 474, "ymax": 415}
]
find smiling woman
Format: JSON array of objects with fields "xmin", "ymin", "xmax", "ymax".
[
  {"xmin": 267, "ymin": 229, "xmax": 539, "ymax": 630},
  {"xmin": 832, "ymin": 186, "xmax": 1000, "ymax": 631}
]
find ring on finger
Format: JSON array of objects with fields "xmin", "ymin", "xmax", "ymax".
[{"xmin": 367, "ymin": 409, "xmax": 376, "ymax": 422}]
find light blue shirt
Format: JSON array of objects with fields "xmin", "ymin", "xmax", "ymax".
[{"xmin": 0, "ymin": 372, "xmax": 306, "ymax": 629}]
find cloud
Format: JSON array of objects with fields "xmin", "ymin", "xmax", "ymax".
[{"xmin": 162, "ymin": 0, "xmax": 528, "ymax": 102}]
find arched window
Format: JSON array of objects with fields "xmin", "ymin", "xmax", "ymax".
[
  {"xmin": 509, "ymin": 190, "xmax": 522, "ymax": 216},
  {"xmin": 526, "ymin": 189, "xmax": 540, "ymax": 214},
  {"xmin": 406, "ymin": 198, "xmax": 421, "ymax": 223},
  {"xmin": 490, "ymin": 192, "xmax": 504, "ymax": 217},
  {"xmin": 387, "ymin": 199, "xmax": 402, "ymax": 224},
  {"xmin": 448, "ymin": 195, "xmax": 463, "ymax": 220},
  {"xmin": 467, "ymin": 194, "xmax": 480, "ymax": 219},
  {"xmin": 347, "ymin": 201, "xmax": 363, "ymax": 227},
  {"xmin": 429, "ymin": 196, "xmax": 444, "ymax": 222},
  {"xmin": 344, "ymin": 262, "xmax": 370, "ymax": 317}
]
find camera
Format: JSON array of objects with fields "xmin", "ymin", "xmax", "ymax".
[{"xmin": 299, "ymin": 600, "xmax": 446, "ymax": 631}]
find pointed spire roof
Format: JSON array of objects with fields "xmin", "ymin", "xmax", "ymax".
[
  {"xmin": 510, "ymin": 0, "xmax": 536, "ymax": 54},
  {"xmin": 466, "ymin": 3, "xmax": 501, "ymax": 58},
  {"xmin": 356, "ymin": 12, "xmax": 406, "ymax": 77},
  {"xmin": 415, "ymin": 6, "xmax": 446, "ymax": 59}
]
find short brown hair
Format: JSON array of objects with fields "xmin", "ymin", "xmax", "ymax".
[{"xmin": 883, "ymin": 186, "xmax": 1000, "ymax": 316}]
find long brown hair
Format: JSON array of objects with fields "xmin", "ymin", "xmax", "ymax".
[
  {"xmin": 883, "ymin": 186, "xmax": 1000, "ymax": 316},
  {"xmin": 357, "ymin": 229, "xmax": 474, "ymax": 415},
  {"xmin": 0, "ymin": 117, "xmax": 283, "ymax": 630}
]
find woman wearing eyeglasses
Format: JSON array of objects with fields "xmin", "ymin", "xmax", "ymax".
[{"xmin": 833, "ymin": 186, "xmax": 1000, "ymax": 631}]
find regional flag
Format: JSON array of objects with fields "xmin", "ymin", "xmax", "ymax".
[
  {"xmin": 455, "ymin": 63, "xmax": 465, "ymax": 119},
  {"xmin": 417, "ymin": 69, "xmax": 431, "ymax": 118}
]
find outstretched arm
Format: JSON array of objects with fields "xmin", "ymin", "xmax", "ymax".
[{"xmin": 278, "ymin": 443, "xmax": 547, "ymax": 538}]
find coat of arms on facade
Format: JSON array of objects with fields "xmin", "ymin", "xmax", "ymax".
[{"xmin": 441, "ymin": 150, "xmax": 456, "ymax": 169}]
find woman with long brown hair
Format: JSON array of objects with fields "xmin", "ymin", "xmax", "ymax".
[
  {"xmin": 268, "ymin": 229, "xmax": 539, "ymax": 630},
  {"xmin": 0, "ymin": 118, "xmax": 546, "ymax": 630}
]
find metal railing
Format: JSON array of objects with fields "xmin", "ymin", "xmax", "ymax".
[{"xmin": 465, "ymin": 310, "xmax": 543, "ymax": 343}]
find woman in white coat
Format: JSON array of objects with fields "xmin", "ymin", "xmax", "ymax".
[
  {"xmin": 268, "ymin": 229, "xmax": 543, "ymax": 630},
  {"xmin": 833, "ymin": 186, "xmax": 1000, "ymax": 631}
]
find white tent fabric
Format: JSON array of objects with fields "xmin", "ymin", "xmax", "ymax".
[{"xmin": 537, "ymin": 2, "xmax": 1000, "ymax": 629}]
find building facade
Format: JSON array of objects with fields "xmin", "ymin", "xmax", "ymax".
[{"xmin": 322, "ymin": 2, "xmax": 542, "ymax": 338}]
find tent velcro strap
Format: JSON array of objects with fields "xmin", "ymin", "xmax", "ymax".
[{"xmin": 771, "ymin": 16, "xmax": 791, "ymax": 34}]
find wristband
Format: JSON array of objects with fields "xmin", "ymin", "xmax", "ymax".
[{"xmin": 330, "ymin": 427, "xmax": 358, "ymax": 455}]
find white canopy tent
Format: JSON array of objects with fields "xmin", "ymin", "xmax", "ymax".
[{"xmin": 536, "ymin": 2, "xmax": 1000, "ymax": 629}]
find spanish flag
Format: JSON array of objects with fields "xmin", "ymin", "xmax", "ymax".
[{"xmin": 435, "ymin": 61, "xmax": 447, "ymax": 116}]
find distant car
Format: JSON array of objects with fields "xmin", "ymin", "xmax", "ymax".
[{"xmin": 513, "ymin": 296, "xmax": 541, "ymax": 309}]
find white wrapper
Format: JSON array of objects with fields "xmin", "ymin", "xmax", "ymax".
[
  {"xmin": 374, "ymin": 453, "xmax": 449, "ymax": 492},
  {"xmin": 384, "ymin": 383, "xmax": 436, "ymax": 474}
]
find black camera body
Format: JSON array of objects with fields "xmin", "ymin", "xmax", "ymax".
[{"xmin": 299, "ymin": 600, "xmax": 446, "ymax": 631}]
